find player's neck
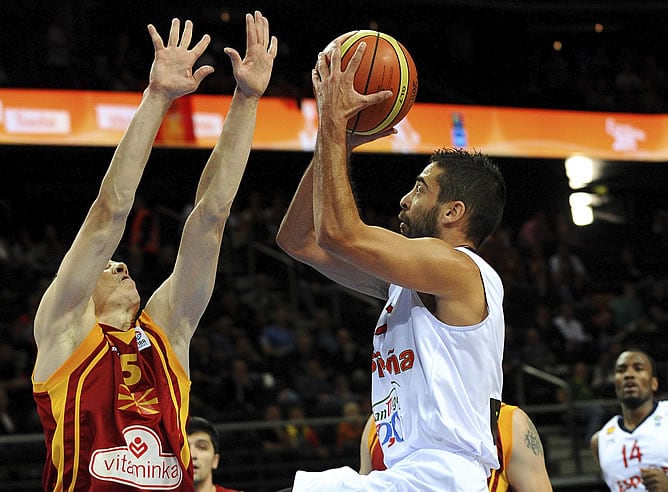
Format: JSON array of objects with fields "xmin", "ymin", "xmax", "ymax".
[
  {"xmin": 622, "ymin": 399, "xmax": 657, "ymax": 430},
  {"xmin": 194, "ymin": 478, "xmax": 216, "ymax": 492},
  {"xmin": 97, "ymin": 308, "xmax": 136, "ymax": 331}
]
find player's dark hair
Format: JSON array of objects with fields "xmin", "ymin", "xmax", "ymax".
[
  {"xmin": 188, "ymin": 416, "xmax": 220, "ymax": 455},
  {"xmin": 430, "ymin": 147, "xmax": 506, "ymax": 248}
]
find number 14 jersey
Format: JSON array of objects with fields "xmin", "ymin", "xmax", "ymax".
[{"xmin": 597, "ymin": 400, "xmax": 668, "ymax": 491}]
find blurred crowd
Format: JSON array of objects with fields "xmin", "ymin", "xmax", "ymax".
[{"xmin": 1, "ymin": 189, "xmax": 668, "ymax": 452}]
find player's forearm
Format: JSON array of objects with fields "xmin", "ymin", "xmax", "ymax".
[
  {"xmin": 276, "ymin": 161, "xmax": 317, "ymax": 256},
  {"xmin": 194, "ymin": 88, "xmax": 260, "ymax": 210},
  {"xmin": 99, "ymin": 89, "xmax": 172, "ymax": 207},
  {"xmin": 313, "ymin": 118, "xmax": 361, "ymax": 247}
]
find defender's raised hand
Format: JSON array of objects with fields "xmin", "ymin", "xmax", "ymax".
[
  {"xmin": 224, "ymin": 11, "xmax": 278, "ymax": 98},
  {"xmin": 146, "ymin": 18, "xmax": 214, "ymax": 100}
]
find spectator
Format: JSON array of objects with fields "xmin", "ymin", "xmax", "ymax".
[
  {"xmin": 329, "ymin": 326, "xmax": 369, "ymax": 377},
  {"xmin": 218, "ymin": 357, "xmax": 269, "ymax": 421},
  {"xmin": 549, "ymin": 242, "xmax": 590, "ymax": 303},
  {"xmin": 259, "ymin": 403, "xmax": 291, "ymax": 453},
  {"xmin": 0, "ymin": 387, "xmax": 16, "ymax": 434},
  {"xmin": 530, "ymin": 303, "xmax": 561, "ymax": 353},
  {"xmin": 552, "ymin": 302, "xmax": 593, "ymax": 362},
  {"xmin": 557, "ymin": 360, "xmax": 605, "ymax": 444},
  {"xmin": 618, "ymin": 245, "xmax": 645, "ymax": 283},
  {"xmin": 240, "ymin": 273, "xmax": 282, "ymax": 318},
  {"xmin": 335, "ymin": 401, "xmax": 365, "ymax": 455},
  {"xmin": 0, "ymin": 339, "xmax": 33, "ymax": 432},
  {"xmin": 293, "ymin": 357, "xmax": 330, "ymax": 410},
  {"xmin": 609, "ymin": 281, "xmax": 647, "ymax": 331},
  {"xmin": 126, "ymin": 194, "xmax": 160, "ymax": 293},
  {"xmin": 642, "ymin": 278, "xmax": 668, "ymax": 332},
  {"xmin": 520, "ymin": 326, "xmax": 557, "ymax": 371},
  {"xmin": 258, "ymin": 304, "xmax": 298, "ymax": 373},
  {"xmin": 283, "ymin": 403, "xmax": 327, "ymax": 458},
  {"xmin": 517, "ymin": 210, "xmax": 553, "ymax": 254},
  {"xmin": 591, "ymin": 340, "xmax": 624, "ymax": 398},
  {"xmin": 292, "ymin": 330, "xmax": 320, "ymax": 374},
  {"xmin": 309, "ymin": 307, "xmax": 340, "ymax": 358}
]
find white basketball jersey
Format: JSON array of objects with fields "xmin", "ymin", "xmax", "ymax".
[
  {"xmin": 597, "ymin": 400, "xmax": 668, "ymax": 491},
  {"xmin": 370, "ymin": 247, "xmax": 504, "ymax": 471}
]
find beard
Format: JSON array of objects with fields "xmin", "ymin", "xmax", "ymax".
[
  {"xmin": 620, "ymin": 393, "xmax": 649, "ymax": 410},
  {"xmin": 399, "ymin": 207, "xmax": 440, "ymax": 239}
]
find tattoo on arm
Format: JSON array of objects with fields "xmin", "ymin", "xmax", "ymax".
[{"xmin": 523, "ymin": 419, "xmax": 544, "ymax": 456}]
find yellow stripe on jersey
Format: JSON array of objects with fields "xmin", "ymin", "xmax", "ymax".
[
  {"xmin": 488, "ymin": 404, "xmax": 517, "ymax": 492},
  {"xmin": 140, "ymin": 312, "xmax": 192, "ymax": 468},
  {"xmin": 69, "ymin": 344, "xmax": 109, "ymax": 491},
  {"xmin": 34, "ymin": 324, "xmax": 108, "ymax": 491}
]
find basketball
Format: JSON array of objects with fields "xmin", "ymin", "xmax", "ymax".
[{"xmin": 326, "ymin": 30, "xmax": 418, "ymax": 136}]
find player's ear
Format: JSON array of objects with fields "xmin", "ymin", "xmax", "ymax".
[
  {"xmin": 441, "ymin": 201, "xmax": 465, "ymax": 224},
  {"xmin": 651, "ymin": 376, "xmax": 659, "ymax": 393}
]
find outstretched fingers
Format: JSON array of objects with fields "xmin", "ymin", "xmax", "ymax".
[
  {"xmin": 268, "ymin": 34, "xmax": 278, "ymax": 58},
  {"xmin": 146, "ymin": 17, "xmax": 215, "ymax": 100},
  {"xmin": 255, "ymin": 10, "xmax": 267, "ymax": 47},
  {"xmin": 193, "ymin": 64, "xmax": 215, "ymax": 85},
  {"xmin": 167, "ymin": 18, "xmax": 180, "ymax": 47},
  {"xmin": 245, "ymin": 13, "xmax": 256, "ymax": 49},
  {"xmin": 179, "ymin": 19, "xmax": 193, "ymax": 49},
  {"xmin": 190, "ymin": 32, "xmax": 211, "ymax": 59},
  {"xmin": 147, "ymin": 24, "xmax": 164, "ymax": 52}
]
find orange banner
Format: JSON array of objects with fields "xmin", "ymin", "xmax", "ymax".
[{"xmin": 1, "ymin": 88, "xmax": 667, "ymax": 162}]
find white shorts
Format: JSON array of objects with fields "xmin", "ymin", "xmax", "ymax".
[{"xmin": 292, "ymin": 449, "xmax": 488, "ymax": 492}]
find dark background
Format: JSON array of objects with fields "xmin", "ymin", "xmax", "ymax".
[{"xmin": 2, "ymin": 0, "xmax": 667, "ymax": 239}]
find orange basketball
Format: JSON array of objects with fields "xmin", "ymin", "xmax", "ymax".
[{"xmin": 326, "ymin": 30, "xmax": 418, "ymax": 136}]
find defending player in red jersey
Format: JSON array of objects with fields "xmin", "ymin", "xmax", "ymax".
[{"xmin": 32, "ymin": 12, "xmax": 277, "ymax": 491}]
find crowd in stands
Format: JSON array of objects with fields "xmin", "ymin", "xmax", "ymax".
[{"xmin": 1, "ymin": 185, "xmax": 668, "ymax": 450}]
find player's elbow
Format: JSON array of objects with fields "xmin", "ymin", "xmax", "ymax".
[
  {"xmin": 314, "ymin": 223, "xmax": 350, "ymax": 256},
  {"xmin": 276, "ymin": 229, "xmax": 316, "ymax": 264},
  {"xmin": 92, "ymin": 192, "xmax": 131, "ymax": 225},
  {"xmin": 275, "ymin": 226, "xmax": 295, "ymax": 254},
  {"xmin": 198, "ymin": 198, "xmax": 232, "ymax": 228}
]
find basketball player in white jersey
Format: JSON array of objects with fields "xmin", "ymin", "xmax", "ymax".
[
  {"xmin": 591, "ymin": 349, "xmax": 668, "ymax": 491},
  {"xmin": 276, "ymin": 39, "xmax": 506, "ymax": 491}
]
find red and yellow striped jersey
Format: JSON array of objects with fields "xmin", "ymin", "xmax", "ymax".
[
  {"xmin": 488, "ymin": 403, "xmax": 516, "ymax": 492},
  {"xmin": 33, "ymin": 311, "xmax": 193, "ymax": 491}
]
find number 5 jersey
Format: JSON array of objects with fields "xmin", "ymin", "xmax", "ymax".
[{"xmin": 32, "ymin": 311, "xmax": 193, "ymax": 491}]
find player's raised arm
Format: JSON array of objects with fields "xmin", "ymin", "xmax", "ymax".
[
  {"xmin": 144, "ymin": 11, "xmax": 277, "ymax": 364},
  {"xmin": 276, "ymin": 127, "xmax": 396, "ymax": 300},
  {"xmin": 33, "ymin": 18, "xmax": 213, "ymax": 382}
]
